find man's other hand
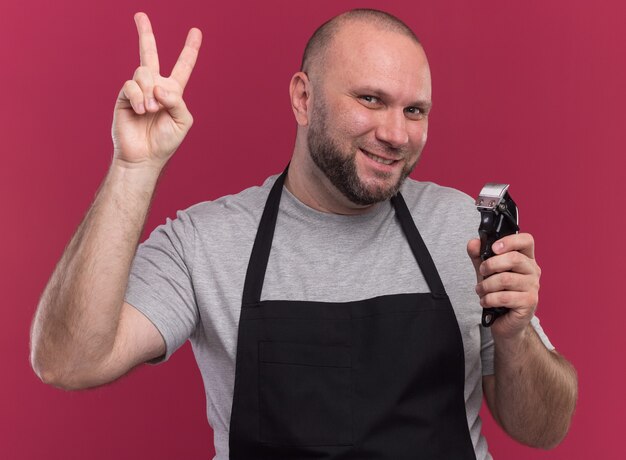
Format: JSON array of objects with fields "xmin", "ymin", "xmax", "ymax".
[
  {"xmin": 112, "ymin": 12, "xmax": 202, "ymax": 170},
  {"xmin": 467, "ymin": 233, "xmax": 541, "ymax": 340}
]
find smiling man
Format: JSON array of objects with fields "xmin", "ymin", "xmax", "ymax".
[
  {"xmin": 31, "ymin": 8, "xmax": 577, "ymax": 460},
  {"xmin": 289, "ymin": 14, "xmax": 432, "ymax": 211}
]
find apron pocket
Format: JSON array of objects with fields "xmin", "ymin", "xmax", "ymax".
[{"xmin": 258, "ymin": 341, "xmax": 352, "ymax": 446}]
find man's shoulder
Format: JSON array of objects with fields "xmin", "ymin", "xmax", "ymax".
[
  {"xmin": 180, "ymin": 174, "xmax": 278, "ymax": 225},
  {"xmin": 400, "ymin": 177, "xmax": 475, "ymax": 212},
  {"xmin": 153, "ymin": 174, "xmax": 278, "ymax": 245},
  {"xmin": 399, "ymin": 178, "xmax": 479, "ymax": 238}
]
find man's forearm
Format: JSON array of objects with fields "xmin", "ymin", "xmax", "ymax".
[
  {"xmin": 492, "ymin": 324, "xmax": 578, "ymax": 448},
  {"xmin": 30, "ymin": 159, "xmax": 162, "ymax": 386}
]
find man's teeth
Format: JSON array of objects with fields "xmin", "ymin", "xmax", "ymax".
[{"xmin": 365, "ymin": 152, "xmax": 394, "ymax": 165}]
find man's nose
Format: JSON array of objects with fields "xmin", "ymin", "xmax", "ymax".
[{"xmin": 375, "ymin": 110, "xmax": 409, "ymax": 148}]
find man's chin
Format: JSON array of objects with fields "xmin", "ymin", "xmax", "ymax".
[
  {"xmin": 359, "ymin": 168, "xmax": 408, "ymax": 195},
  {"xmin": 346, "ymin": 177, "xmax": 405, "ymax": 205}
]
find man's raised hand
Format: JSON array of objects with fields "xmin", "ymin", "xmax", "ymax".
[{"xmin": 112, "ymin": 12, "xmax": 202, "ymax": 170}]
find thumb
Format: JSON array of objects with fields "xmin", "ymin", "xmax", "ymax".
[
  {"xmin": 467, "ymin": 238, "xmax": 482, "ymax": 281},
  {"xmin": 154, "ymin": 85, "xmax": 193, "ymax": 127}
]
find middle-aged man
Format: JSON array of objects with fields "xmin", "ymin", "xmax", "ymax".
[{"xmin": 31, "ymin": 9, "xmax": 577, "ymax": 460}]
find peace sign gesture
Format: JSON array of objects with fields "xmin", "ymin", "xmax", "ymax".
[{"xmin": 112, "ymin": 13, "xmax": 202, "ymax": 169}]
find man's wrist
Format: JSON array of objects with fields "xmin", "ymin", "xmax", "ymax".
[
  {"xmin": 493, "ymin": 323, "xmax": 534, "ymax": 362},
  {"xmin": 109, "ymin": 157, "xmax": 165, "ymax": 189}
]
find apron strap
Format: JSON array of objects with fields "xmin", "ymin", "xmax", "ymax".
[
  {"xmin": 391, "ymin": 192, "xmax": 448, "ymax": 299},
  {"xmin": 241, "ymin": 168, "xmax": 288, "ymax": 307}
]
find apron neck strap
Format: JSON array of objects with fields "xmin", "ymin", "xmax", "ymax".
[
  {"xmin": 390, "ymin": 193, "xmax": 447, "ymax": 298},
  {"xmin": 242, "ymin": 168, "xmax": 288, "ymax": 307}
]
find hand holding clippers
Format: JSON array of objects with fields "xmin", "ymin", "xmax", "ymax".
[{"xmin": 475, "ymin": 183, "xmax": 520, "ymax": 327}]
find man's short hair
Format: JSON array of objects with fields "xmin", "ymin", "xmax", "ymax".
[{"xmin": 300, "ymin": 9, "xmax": 421, "ymax": 75}]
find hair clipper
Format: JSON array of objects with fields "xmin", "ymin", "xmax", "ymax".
[{"xmin": 475, "ymin": 183, "xmax": 519, "ymax": 327}]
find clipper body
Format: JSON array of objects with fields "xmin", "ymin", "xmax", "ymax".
[{"xmin": 476, "ymin": 184, "xmax": 520, "ymax": 327}]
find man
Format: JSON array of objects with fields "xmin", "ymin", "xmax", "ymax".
[{"xmin": 30, "ymin": 8, "xmax": 577, "ymax": 459}]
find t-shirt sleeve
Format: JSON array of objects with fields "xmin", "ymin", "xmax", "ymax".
[
  {"xmin": 480, "ymin": 315, "xmax": 556, "ymax": 376},
  {"xmin": 124, "ymin": 209, "xmax": 199, "ymax": 363}
]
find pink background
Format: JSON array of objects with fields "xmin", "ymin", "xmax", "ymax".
[{"xmin": 2, "ymin": 0, "xmax": 624, "ymax": 458}]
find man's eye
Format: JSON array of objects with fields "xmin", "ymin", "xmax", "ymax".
[
  {"xmin": 360, "ymin": 95, "xmax": 379, "ymax": 104},
  {"xmin": 405, "ymin": 107, "xmax": 425, "ymax": 119}
]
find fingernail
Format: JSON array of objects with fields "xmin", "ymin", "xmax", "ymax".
[
  {"xmin": 137, "ymin": 102, "xmax": 145, "ymax": 113},
  {"xmin": 148, "ymin": 98, "xmax": 158, "ymax": 110},
  {"xmin": 494, "ymin": 242, "xmax": 504, "ymax": 252}
]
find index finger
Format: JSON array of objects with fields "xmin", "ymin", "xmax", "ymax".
[
  {"xmin": 170, "ymin": 27, "xmax": 202, "ymax": 90},
  {"xmin": 134, "ymin": 12, "xmax": 160, "ymax": 74}
]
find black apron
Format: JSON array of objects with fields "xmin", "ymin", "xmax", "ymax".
[{"xmin": 229, "ymin": 171, "xmax": 476, "ymax": 459}]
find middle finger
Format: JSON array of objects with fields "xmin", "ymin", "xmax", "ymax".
[{"xmin": 480, "ymin": 251, "xmax": 535, "ymax": 277}]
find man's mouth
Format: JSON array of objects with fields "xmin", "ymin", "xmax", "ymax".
[{"xmin": 362, "ymin": 149, "xmax": 398, "ymax": 166}]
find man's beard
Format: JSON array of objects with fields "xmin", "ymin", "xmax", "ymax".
[{"xmin": 307, "ymin": 103, "xmax": 418, "ymax": 206}]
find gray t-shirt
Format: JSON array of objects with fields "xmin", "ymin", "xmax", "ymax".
[{"xmin": 125, "ymin": 175, "xmax": 553, "ymax": 460}]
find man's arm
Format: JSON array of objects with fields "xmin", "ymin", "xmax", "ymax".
[
  {"xmin": 483, "ymin": 331, "xmax": 577, "ymax": 448},
  {"xmin": 30, "ymin": 162, "xmax": 165, "ymax": 390},
  {"xmin": 468, "ymin": 234, "xmax": 577, "ymax": 448},
  {"xmin": 29, "ymin": 13, "xmax": 202, "ymax": 390}
]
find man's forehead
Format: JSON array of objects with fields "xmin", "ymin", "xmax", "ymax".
[{"xmin": 323, "ymin": 21, "xmax": 431, "ymax": 98}]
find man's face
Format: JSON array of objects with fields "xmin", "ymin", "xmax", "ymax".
[{"xmin": 306, "ymin": 23, "xmax": 432, "ymax": 206}]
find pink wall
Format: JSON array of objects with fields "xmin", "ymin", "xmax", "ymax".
[{"xmin": 2, "ymin": 0, "xmax": 623, "ymax": 458}]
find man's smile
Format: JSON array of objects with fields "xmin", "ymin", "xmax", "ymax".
[{"xmin": 359, "ymin": 148, "xmax": 403, "ymax": 170}]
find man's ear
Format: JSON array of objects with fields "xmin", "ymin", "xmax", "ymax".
[{"xmin": 289, "ymin": 71, "xmax": 311, "ymax": 126}]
